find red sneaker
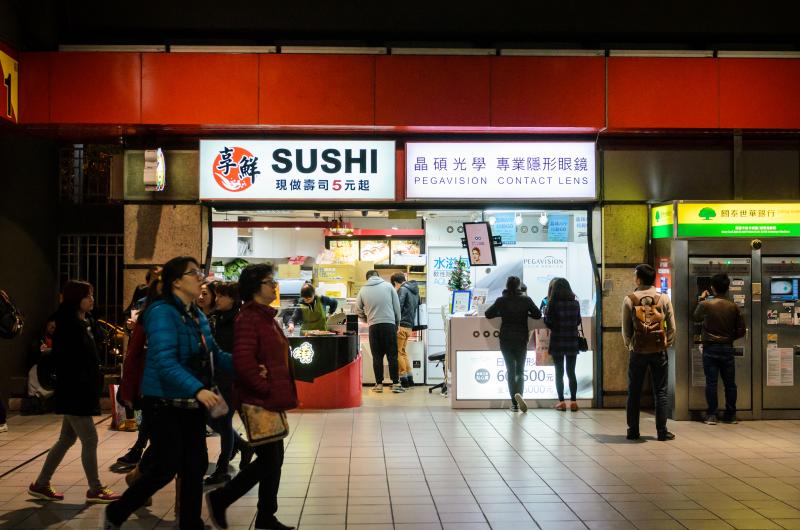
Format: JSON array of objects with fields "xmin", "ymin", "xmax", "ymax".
[
  {"xmin": 86, "ymin": 487, "xmax": 121, "ymax": 504},
  {"xmin": 28, "ymin": 482, "xmax": 65, "ymax": 501}
]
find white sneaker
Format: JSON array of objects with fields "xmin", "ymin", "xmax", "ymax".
[
  {"xmin": 391, "ymin": 384, "xmax": 406, "ymax": 393},
  {"xmin": 371, "ymin": 384, "xmax": 383, "ymax": 393},
  {"xmin": 0, "ymin": 424, "xmax": 7, "ymax": 433}
]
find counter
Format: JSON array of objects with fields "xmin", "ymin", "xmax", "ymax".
[
  {"xmin": 288, "ymin": 334, "xmax": 361, "ymax": 409},
  {"xmin": 448, "ymin": 315, "xmax": 595, "ymax": 409}
]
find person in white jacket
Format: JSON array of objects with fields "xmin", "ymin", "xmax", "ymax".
[{"xmin": 356, "ymin": 270, "xmax": 402, "ymax": 393}]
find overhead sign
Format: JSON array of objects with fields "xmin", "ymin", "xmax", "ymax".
[
  {"xmin": 0, "ymin": 47, "xmax": 18, "ymax": 124},
  {"xmin": 651, "ymin": 204, "xmax": 674, "ymax": 239},
  {"xmin": 405, "ymin": 142, "xmax": 596, "ymax": 200},
  {"xmin": 677, "ymin": 203, "xmax": 800, "ymax": 238},
  {"xmin": 200, "ymin": 140, "xmax": 396, "ymax": 201}
]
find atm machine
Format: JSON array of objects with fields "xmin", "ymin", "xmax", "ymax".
[{"xmin": 652, "ymin": 201, "xmax": 800, "ymax": 420}]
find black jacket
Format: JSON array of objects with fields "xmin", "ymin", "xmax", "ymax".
[
  {"xmin": 398, "ymin": 281, "xmax": 420, "ymax": 328},
  {"xmin": 52, "ymin": 308, "xmax": 103, "ymax": 416},
  {"xmin": 209, "ymin": 306, "xmax": 240, "ymax": 392},
  {"xmin": 485, "ymin": 290, "xmax": 542, "ymax": 344}
]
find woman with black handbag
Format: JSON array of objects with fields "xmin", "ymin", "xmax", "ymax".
[
  {"xmin": 207, "ymin": 263, "xmax": 298, "ymax": 530},
  {"xmin": 543, "ymin": 277, "xmax": 584, "ymax": 411}
]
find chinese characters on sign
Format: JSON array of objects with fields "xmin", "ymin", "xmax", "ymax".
[
  {"xmin": 406, "ymin": 142, "xmax": 596, "ymax": 200},
  {"xmin": 676, "ymin": 203, "xmax": 800, "ymax": 238},
  {"xmin": 200, "ymin": 140, "xmax": 396, "ymax": 201}
]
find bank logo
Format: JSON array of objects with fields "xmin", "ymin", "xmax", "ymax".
[
  {"xmin": 698, "ymin": 207, "xmax": 717, "ymax": 221},
  {"xmin": 212, "ymin": 146, "xmax": 261, "ymax": 192},
  {"xmin": 474, "ymin": 368, "xmax": 490, "ymax": 384}
]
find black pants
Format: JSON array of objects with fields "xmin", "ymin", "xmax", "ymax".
[
  {"xmin": 213, "ymin": 440, "xmax": 284, "ymax": 527},
  {"xmin": 627, "ymin": 351, "xmax": 669, "ymax": 436},
  {"xmin": 369, "ymin": 323, "xmax": 399, "ymax": 385},
  {"xmin": 106, "ymin": 400, "xmax": 208, "ymax": 530},
  {"xmin": 500, "ymin": 341, "xmax": 527, "ymax": 402},
  {"xmin": 703, "ymin": 343, "xmax": 737, "ymax": 418},
  {"xmin": 551, "ymin": 353, "xmax": 578, "ymax": 402},
  {"xmin": 0, "ymin": 396, "xmax": 6, "ymax": 424}
]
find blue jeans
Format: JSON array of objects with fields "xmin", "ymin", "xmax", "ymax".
[{"xmin": 703, "ymin": 343, "xmax": 737, "ymax": 418}]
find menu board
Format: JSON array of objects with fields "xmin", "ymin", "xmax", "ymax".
[
  {"xmin": 360, "ymin": 240, "xmax": 390, "ymax": 264},
  {"xmin": 329, "ymin": 240, "xmax": 359, "ymax": 264},
  {"xmin": 391, "ymin": 239, "xmax": 421, "ymax": 263}
]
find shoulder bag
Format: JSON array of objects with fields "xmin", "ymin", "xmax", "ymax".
[{"xmin": 240, "ymin": 403, "xmax": 289, "ymax": 446}]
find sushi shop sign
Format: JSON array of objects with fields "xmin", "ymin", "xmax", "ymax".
[{"xmin": 200, "ymin": 140, "xmax": 396, "ymax": 201}]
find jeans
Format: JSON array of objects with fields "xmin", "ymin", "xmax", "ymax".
[
  {"xmin": 703, "ymin": 343, "xmax": 737, "ymax": 418},
  {"xmin": 397, "ymin": 326, "xmax": 412, "ymax": 377},
  {"xmin": 369, "ymin": 323, "xmax": 399, "ymax": 384},
  {"xmin": 106, "ymin": 400, "xmax": 208, "ymax": 530},
  {"xmin": 213, "ymin": 439, "xmax": 284, "ymax": 527},
  {"xmin": 627, "ymin": 351, "xmax": 669, "ymax": 436},
  {"xmin": 36, "ymin": 415, "xmax": 101, "ymax": 490},
  {"xmin": 500, "ymin": 341, "xmax": 527, "ymax": 402},
  {"xmin": 551, "ymin": 353, "xmax": 578, "ymax": 402}
]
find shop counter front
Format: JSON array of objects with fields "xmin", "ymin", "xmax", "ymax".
[
  {"xmin": 288, "ymin": 334, "xmax": 361, "ymax": 409},
  {"xmin": 448, "ymin": 315, "xmax": 594, "ymax": 409}
]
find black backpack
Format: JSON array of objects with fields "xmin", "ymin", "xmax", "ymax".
[{"xmin": 0, "ymin": 290, "xmax": 24, "ymax": 339}]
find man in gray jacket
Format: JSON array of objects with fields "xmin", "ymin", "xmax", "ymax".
[{"xmin": 357, "ymin": 270, "xmax": 403, "ymax": 393}]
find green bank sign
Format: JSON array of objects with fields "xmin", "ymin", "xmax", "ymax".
[{"xmin": 677, "ymin": 203, "xmax": 800, "ymax": 238}]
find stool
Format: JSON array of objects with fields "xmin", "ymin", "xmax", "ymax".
[{"xmin": 428, "ymin": 351, "xmax": 447, "ymax": 395}]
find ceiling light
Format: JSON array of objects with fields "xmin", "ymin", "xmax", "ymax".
[
  {"xmin": 295, "ymin": 227, "xmax": 301, "ymax": 231},
  {"xmin": 539, "ymin": 213, "xmax": 549, "ymax": 226},
  {"xmin": 391, "ymin": 226, "xmax": 399, "ymax": 230}
]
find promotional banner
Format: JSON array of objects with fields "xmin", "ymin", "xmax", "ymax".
[
  {"xmin": 0, "ymin": 47, "xmax": 18, "ymax": 124},
  {"xmin": 677, "ymin": 203, "xmax": 800, "ymax": 238},
  {"xmin": 547, "ymin": 214, "xmax": 570, "ymax": 242},
  {"xmin": 200, "ymin": 140, "xmax": 396, "ymax": 201},
  {"xmin": 406, "ymin": 142, "xmax": 596, "ymax": 200},
  {"xmin": 456, "ymin": 350, "xmax": 593, "ymax": 400}
]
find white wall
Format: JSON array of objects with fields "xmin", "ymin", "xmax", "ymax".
[{"xmin": 212, "ymin": 227, "xmax": 325, "ymax": 259}]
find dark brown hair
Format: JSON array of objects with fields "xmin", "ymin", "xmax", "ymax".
[
  {"xmin": 215, "ymin": 281, "xmax": 241, "ymax": 307},
  {"xmin": 61, "ymin": 280, "xmax": 93, "ymax": 312},
  {"xmin": 390, "ymin": 272, "xmax": 406, "ymax": 286},
  {"xmin": 300, "ymin": 283, "xmax": 315, "ymax": 299},
  {"xmin": 239, "ymin": 263, "xmax": 275, "ymax": 302}
]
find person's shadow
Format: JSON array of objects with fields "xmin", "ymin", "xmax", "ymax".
[
  {"xmin": 0, "ymin": 501, "xmax": 85, "ymax": 529},
  {"xmin": 592, "ymin": 434, "xmax": 656, "ymax": 444}
]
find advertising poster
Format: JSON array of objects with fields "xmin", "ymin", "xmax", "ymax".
[
  {"xmin": 455, "ymin": 350, "xmax": 593, "ymax": 400},
  {"xmin": 522, "ymin": 247, "xmax": 568, "ymax": 306},
  {"xmin": 464, "ymin": 222, "xmax": 497, "ymax": 266},
  {"xmin": 427, "ymin": 247, "xmax": 470, "ymax": 309},
  {"xmin": 390, "ymin": 239, "xmax": 422, "ymax": 264},
  {"xmin": 329, "ymin": 240, "xmax": 359, "ymax": 263},
  {"xmin": 492, "ymin": 213, "xmax": 517, "ymax": 245},
  {"xmin": 547, "ymin": 214, "xmax": 570, "ymax": 242}
]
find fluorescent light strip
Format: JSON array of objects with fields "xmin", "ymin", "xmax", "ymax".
[
  {"xmin": 58, "ymin": 45, "xmax": 167, "ymax": 52},
  {"xmin": 281, "ymin": 46, "xmax": 387, "ymax": 55},
  {"xmin": 391, "ymin": 47, "xmax": 496, "ymax": 56},
  {"xmin": 170, "ymin": 45, "xmax": 277, "ymax": 54},
  {"xmin": 500, "ymin": 49, "xmax": 604, "ymax": 57},
  {"xmin": 609, "ymin": 50, "xmax": 714, "ymax": 58}
]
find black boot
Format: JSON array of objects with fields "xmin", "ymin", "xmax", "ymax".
[{"xmin": 254, "ymin": 517, "xmax": 294, "ymax": 530}]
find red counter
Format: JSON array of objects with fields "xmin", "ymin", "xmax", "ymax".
[{"xmin": 288, "ymin": 334, "xmax": 362, "ymax": 409}]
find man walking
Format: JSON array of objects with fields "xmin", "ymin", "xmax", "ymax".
[
  {"xmin": 391, "ymin": 272, "xmax": 421, "ymax": 388},
  {"xmin": 622, "ymin": 264, "xmax": 676, "ymax": 441},
  {"xmin": 357, "ymin": 270, "xmax": 403, "ymax": 394},
  {"xmin": 694, "ymin": 273, "xmax": 746, "ymax": 425}
]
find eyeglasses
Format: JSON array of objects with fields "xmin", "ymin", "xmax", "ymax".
[
  {"xmin": 182, "ymin": 269, "xmax": 206, "ymax": 279},
  {"xmin": 261, "ymin": 278, "xmax": 278, "ymax": 288}
]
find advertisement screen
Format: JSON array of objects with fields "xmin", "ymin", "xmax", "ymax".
[
  {"xmin": 463, "ymin": 222, "xmax": 496, "ymax": 267},
  {"xmin": 455, "ymin": 350, "xmax": 593, "ymax": 400}
]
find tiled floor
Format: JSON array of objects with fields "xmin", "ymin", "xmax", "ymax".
[{"xmin": 2, "ymin": 389, "xmax": 800, "ymax": 529}]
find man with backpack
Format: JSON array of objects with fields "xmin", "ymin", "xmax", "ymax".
[
  {"xmin": 622, "ymin": 264, "xmax": 676, "ymax": 441},
  {"xmin": 693, "ymin": 273, "xmax": 746, "ymax": 425}
]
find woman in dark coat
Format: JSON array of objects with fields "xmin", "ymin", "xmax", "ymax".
[
  {"xmin": 543, "ymin": 277, "xmax": 582, "ymax": 411},
  {"xmin": 28, "ymin": 281, "xmax": 120, "ymax": 503},
  {"xmin": 207, "ymin": 263, "xmax": 298, "ymax": 530},
  {"xmin": 485, "ymin": 276, "xmax": 542, "ymax": 413}
]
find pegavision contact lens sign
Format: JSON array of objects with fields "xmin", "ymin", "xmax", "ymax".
[
  {"xmin": 200, "ymin": 140, "xmax": 396, "ymax": 201},
  {"xmin": 405, "ymin": 142, "xmax": 596, "ymax": 200}
]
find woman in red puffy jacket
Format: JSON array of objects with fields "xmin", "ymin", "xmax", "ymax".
[{"xmin": 206, "ymin": 263, "xmax": 297, "ymax": 530}]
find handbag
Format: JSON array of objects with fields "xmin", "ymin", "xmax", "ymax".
[
  {"xmin": 577, "ymin": 319, "xmax": 589, "ymax": 352},
  {"xmin": 240, "ymin": 403, "xmax": 289, "ymax": 446}
]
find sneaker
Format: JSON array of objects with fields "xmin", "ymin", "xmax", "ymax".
[
  {"xmin": 569, "ymin": 401, "xmax": 579, "ymax": 411},
  {"xmin": 118, "ymin": 419, "xmax": 137, "ymax": 432},
  {"xmin": 510, "ymin": 404, "xmax": 519, "ymax": 412},
  {"xmin": 0, "ymin": 423, "xmax": 7, "ymax": 433},
  {"xmin": 407, "ymin": 375, "xmax": 415, "ymax": 386},
  {"xmin": 28, "ymin": 482, "xmax": 64, "ymax": 501},
  {"xmin": 204, "ymin": 471, "xmax": 231, "ymax": 486},
  {"xmin": 721, "ymin": 416, "xmax": 738, "ymax": 424},
  {"xmin": 206, "ymin": 489, "xmax": 228, "ymax": 530},
  {"xmin": 392, "ymin": 384, "xmax": 406, "ymax": 393},
  {"xmin": 101, "ymin": 506, "xmax": 122, "ymax": 530},
  {"xmin": 371, "ymin": 384, "xmax": 383, "ymax": 393},
  {"xmin": 514, "ymin": 393, "xmax": 528, "ymax": 413},
  {"xmin": 554, "ymin": 401, "xmax": 567, "ymax": 411},
  {"xmin": 86, "ymin": 487, "xmax": 121, "ymax": 504},
  {"xmin": 657, "ymin": 431, "xmax": 676, "ymax": 441},
  {"xmin": 116, "ymin": 447, "xmax": 142, "ymax": 467},
  {"xmin": 704, "ymin": 415, "xmax": 718, "ymax": 425}
]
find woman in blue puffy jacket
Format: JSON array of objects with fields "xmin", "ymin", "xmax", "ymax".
[{"xmin": 105, "ymin": 256, "xmax": 232, "ymax": 530}]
